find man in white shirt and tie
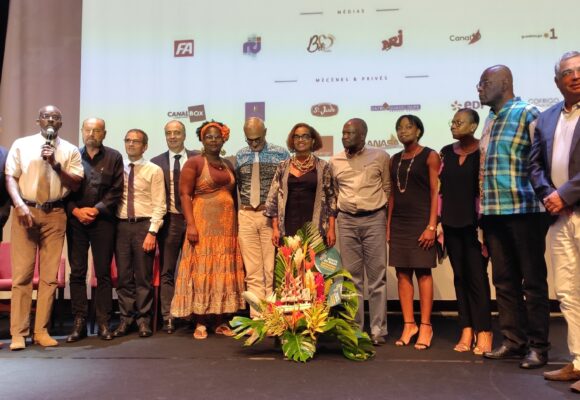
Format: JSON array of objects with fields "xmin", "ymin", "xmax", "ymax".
[{"xmin": 113, "ymin": 129, "xmax": 166, "ymax": 338}]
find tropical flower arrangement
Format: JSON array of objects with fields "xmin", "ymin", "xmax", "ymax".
[{"xmin": 230, "ymin": 222, "xmax": 375, "ymax": 362}]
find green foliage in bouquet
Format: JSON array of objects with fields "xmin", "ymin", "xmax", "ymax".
[{"xmin": 230, "ymin": 222, "xmax": 376, "ymax": 362}]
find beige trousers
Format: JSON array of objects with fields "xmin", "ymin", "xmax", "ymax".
[{"xmin": 10, "ymin": 207, "xmax": 66, "ymax": 336}]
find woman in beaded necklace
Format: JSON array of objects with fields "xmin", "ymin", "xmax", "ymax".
[
  {"xmin": 387, "ymin": 114, "xmax": 441, "ymax": 350},
  {"xmin": 264, "ymin": 123, "xmax": 337, "ymax": 248}
]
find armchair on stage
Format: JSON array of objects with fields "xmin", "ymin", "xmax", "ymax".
[{"xmin": 230, "ymin": 222, "xmax": 375, "ymax": 362}]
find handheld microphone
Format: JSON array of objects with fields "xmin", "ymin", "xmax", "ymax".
[{"xmin": 43, "ymin": 126, "xmax": 55, "ymax": 160}]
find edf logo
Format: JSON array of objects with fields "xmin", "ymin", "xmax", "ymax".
[{"xmin": 174, "ymin": 40, "xmax": 194, "ymax": 57}]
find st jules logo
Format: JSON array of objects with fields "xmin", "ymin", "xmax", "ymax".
[
  {"xmin": 307, "ymin": 34, "xmax": 335, "ymax": 53},
  {"xmin": 311, "ymin": 103, "xmax": 338, "ymax": 117},
  {"xmin": 174, "ymin": 40, "xmax": 194, "ymax": 57}
]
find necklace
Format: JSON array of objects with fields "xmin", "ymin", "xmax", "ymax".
[
  {"xmin": 291, "ymin": 154, "xmax": 315, "ymax": 173},
  {"xmin": 207, "ymin": 157, "xmax": 226, "ymax": 171},
  {"xmin": 396, "ymin": 147, "xmax": 420, "ymax": 193}
]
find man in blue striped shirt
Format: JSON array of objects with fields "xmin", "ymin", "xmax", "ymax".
[{"xmin": 477, "ymin": 65, "xmax": 551, "ymax": 369}]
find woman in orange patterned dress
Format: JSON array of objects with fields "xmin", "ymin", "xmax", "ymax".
[{"xmin": 170, "ymin": 120, "xmax": 245, "ymax": 339}]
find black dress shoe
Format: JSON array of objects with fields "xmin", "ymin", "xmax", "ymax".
[
  {"xmin": 371, "ymin": 335, "xmax": 386, "ymax": 346},
  {"xmin": 484, "ymin": 345, "xmax": 526, "ymax": 360},
  {"xmin": 520, "ymin": 349, "xmax": 548, "ymax": 369},
  {"xmin": 113, "ymin": 320, "xmax": 131, "ymax": 337},
  {"xmin": 66, "ymin": 316, "xmax": 87, "ymax": 343},
  {"xmin": 162, "ymin": 319, "xmax": 175, "ymax": 334},
  {"xmin": 97, "ymin": 323, "xmax": 114, "ymax": 341},
  {"xmin": 138, "ymin": 322, "xmax": 153, "ymax": 338}
]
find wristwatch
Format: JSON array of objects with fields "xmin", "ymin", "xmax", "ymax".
[{"xmin": 148, "ymin": 231, "xmax": 157, "ymax": 237}]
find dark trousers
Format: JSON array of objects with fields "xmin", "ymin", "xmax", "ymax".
[
  {"xmin": 67, "ymin": 217, "xmax": 115, "ymax": 323},
  {"xmin": 443, "ymin": 224, "xmax": 491, "ymax": 331},
  {"xmin": 158, "ymin": 213, "xmax": 186, "ymax": 320},
  {"xmin": 481, "ymin": 213, "xmax": 551, "ymax": 352},
  {"xmin": 115, "ymin": 220, "xmax": 154, "ymax": 326}
]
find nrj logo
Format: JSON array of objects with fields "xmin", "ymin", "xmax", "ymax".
[
  {"xmin": 243, "ymin": 35, "xmax": 261, "ymax": 55},
  {"xmin": 451, "ymin": 100, "xmax": 484, "ymax": 111},
  {"xmin": 174, "ymin": 40, "xmax": 194, "ymax": 57},
  {"xmin": 382, "ymin": 30, "xmax": 403, "ymax": 51}
]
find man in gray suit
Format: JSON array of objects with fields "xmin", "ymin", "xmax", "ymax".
[
  {"xmin": 151, "ymin": 120, "xmax": 199, "ymax": 333},
  {"xmin": 529, "ymin": 50, "xmax": 580, "ymax": 393}
]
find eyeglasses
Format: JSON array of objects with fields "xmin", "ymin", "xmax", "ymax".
[
  {"xmin": 204, "ymin": 135, "xmax": 223, "ymax": 141},
  {"xmin": 245, "ymin": 137, "xmax": 263, "ymax": 144},
  {"xmin": 449, "ymin": 120, "xmax": 466, "ymax": 127},
  {"xmin": 40, "ymin": 113, "xmax": 62, "ymax": 121},
  {"xmin": 124, "ymin": 139, "xmax": 143, "ymax": 144},
  {"xmin": 293, "ymin": 134, "xmax": 312, "ymax": 141}
]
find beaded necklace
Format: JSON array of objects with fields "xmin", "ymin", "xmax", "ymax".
[
  {"xmin": 291, "ymin": 154, "xmax": 315, "ymax": 173},
  {"xmin": 396, "ymin": 147, "xmax": 420, "ymax": 193}
]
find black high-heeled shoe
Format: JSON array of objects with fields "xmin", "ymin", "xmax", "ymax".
[
  {"xmin": 395, "ymin": 322, "xmax": 419, "ymax": 346},
  {"xmin": 415, "ymin": 323, "xmax": 433, "ymax": 350}
]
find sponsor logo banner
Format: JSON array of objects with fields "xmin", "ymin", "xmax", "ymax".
[
  {"xmin": 527, "ymin": 97, "xmax": 560, "ymax": 110},
  {"xmin": 188, "ymin": 105, "xmax": 206, "ymax": 122},
  {"xmin": 382, "ymin": 30, "xmax": 403, "ymax": 51},
  {"xmin": 451, "ymin": 100, "xmax": 484, "ymax": 111},
  {"xmin": 449, "ymin": 29, "xmax": 481, "ymax": 45},
  {"xmin": 245, "ymin": 102, "xmax": 265, "ymax": 120},
  {"xmin": 311, "ymin": 103, "xmax": 339, "ymax": 117},
  {"xmin": 243, "ymin": 35, "xmax": 261, "ymax": 55},
  {"xmin": 367, "ymin": 135, "xmax": 402, "ymax": 150},
  {"xmin": 521, "ymin": 28, "xmax": 558, "ymax": 40},
  {"xmin": 307, "ymin": 34, "xmax": 335, "ymax": 53},
  {"xmin": 370, "ymin": 102, "xmax": 420, "ymax": 112},
  {"xmin": 174, "ymin": 40, "xmax": 194, "ymax": 57}
]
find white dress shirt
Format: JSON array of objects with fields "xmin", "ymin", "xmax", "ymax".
[
  {"xmin": 168, "ymin": 148, "xmax": 187, "ymax": 214},
  {"xmin": 117, "ymin": 157, "xmax": 166, "ymax": 233}
]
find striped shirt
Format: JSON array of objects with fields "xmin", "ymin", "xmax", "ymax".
[
  {"xmin": 235, "ymin": 142, "xmax": 290, "ymax": 206},
  {"xmin": 480, "ymin": 97, "xmax": 541, "ymax": 215}
]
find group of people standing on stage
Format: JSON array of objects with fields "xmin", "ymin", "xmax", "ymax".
[{"xmin": 0, "ymin": 50, "xmax": 579, "ymax": 392}]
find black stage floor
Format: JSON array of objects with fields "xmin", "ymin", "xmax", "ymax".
[{"xmin": 0, "ymin": 312, "xmax": 575, "ymax": 400}]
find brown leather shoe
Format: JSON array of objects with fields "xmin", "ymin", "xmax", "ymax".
[
  {"xmin": 571, "ymin": 379, "xmax": 580, "ymax": 393},
  {"xmin": 33, "ymin": 333, "xmax": 59, "ymax": 347},
  {"xmin": 544, "ymin": 363, "xmax": 580, "ymax": 382}
]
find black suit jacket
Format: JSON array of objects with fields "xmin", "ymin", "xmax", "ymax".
[
  {"xmin": 151, "ymin": 149, "xmax": 199, "ymax": 212},
  {"xmin": 0, "ymin": 146, "xmax": 11, "ymax": 240}
]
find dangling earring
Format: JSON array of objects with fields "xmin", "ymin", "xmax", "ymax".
[{"xmin": 220, "ymin": 149, "xmax": 226, "ymax": 156}]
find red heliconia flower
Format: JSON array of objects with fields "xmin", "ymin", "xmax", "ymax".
[
  {"xmin": 314, "ymin": 272, "xmax": 325, "ymax": 301},
  {"xmin": 279, "ymin": 246, "xmax": 292, "ymax": 258},
  {"xmin": 303, "ymin": 247, "xmax": 316, "ymax": 270}
]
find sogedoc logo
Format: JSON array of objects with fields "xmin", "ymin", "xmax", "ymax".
[
  {"xmin": 243, "ymin": 35, "xmax": 261, "ymax": 55},
  {"xmin": 307, "ymin": 34, "xmax": 335, "ymax": 53},
  {"xmin": 451, "ymin": 100, "xmax": 485, "ymax": 111},
  {"xmin": 370, "ymin": 102, "xmax": 420, "ymax": 112},
  {"xmin": 311, "ymin": 103, "xmax": 339, "ymax": 117},
  {"xmin": 521, "ymin": 28, "xmax": 558, "ymax": 40},
  {"xmin": 382, "ymin": 30, "xmax": 403, "ymax": 51},
  {"xmin": 166, "ymin": 104, "xmax": 206, "ymax": 123},
  {"xmin": 174, "ymin": 40, "xmax": 194, "ymax": 57},
  {"xmin": 528, "ymin": 97, "xmax": 560, "ymax": 110},
  {"xmin": 449, "ymin": 29, "xmax": 481, "ymax": 45}
]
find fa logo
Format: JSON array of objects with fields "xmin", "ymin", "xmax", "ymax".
[{"xmin": 174, "ymin": 40, "xmax": 194, "ymax": 57}]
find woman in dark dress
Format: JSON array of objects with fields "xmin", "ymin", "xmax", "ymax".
[
  {"xmin": 387, "ymin": 115, "xmax": 441, "ymax": 350},
  {"xmin": 440, "ymin": 108, "xmax": 492, "ymax": 355},
  {"xmin": 264, "ymin": 123, "xmax": 336, "ymax": 247}
]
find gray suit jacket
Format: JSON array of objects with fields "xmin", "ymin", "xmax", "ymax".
[
  {"xmin": 529, "ymin": 101, "xmax": 580, "ymax": 207},
  {"xmin": 151, "ymin": 149, "xmax": 200, "ymax": 212}
]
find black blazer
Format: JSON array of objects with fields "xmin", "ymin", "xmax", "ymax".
[{"xmin": 151, "ymin": 149, "xmax": 200, "ymax": 212}]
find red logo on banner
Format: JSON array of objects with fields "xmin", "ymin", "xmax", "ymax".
[
  {"xmin": 311, "ymin": 103, "xmax": 339, "ymax": 117},
  {"xmin": 174, "ymin": 40, "xmax": 194, "ymax": 57}
]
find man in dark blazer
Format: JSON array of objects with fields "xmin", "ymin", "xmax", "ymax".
[
  {"xmin": 0, "ymin": 145, "xmax": 10, "ymax": 242},
  {"xmin": 529, "ymin": 50, "xmax": 580, "ymax": 393},
  {"xmin": 151, "ymin": 120, "xmax": 199, "ymax": 333}
]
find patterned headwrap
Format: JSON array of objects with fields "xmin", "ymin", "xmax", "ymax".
[{"xmin": 198, "ymin": 121, "xmax": 230, "ymax": 142}]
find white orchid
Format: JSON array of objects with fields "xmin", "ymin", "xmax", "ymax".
[
  {"xmin": 286, "ymin": 235, "xmax": 302, "ymax": 251},
  {"xmin": 293, "ymin": 247, "xmax": 305, "ymax": 268}
]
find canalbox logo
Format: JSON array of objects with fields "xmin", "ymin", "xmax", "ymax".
[
  {"xmin": 370, "ymin": 102, "xmax": 421, "ymax": 112},
  {"xmin": 188, "ymin": 105, "xmax": 206, "ymax": 122},
  {"xmin": 367, "ymin": 135, "xmax": 401, "ymax": 150},
  {"xmin": 243, "ymin": 36, "xmax": 261, "ymax": 55},
  {"xmin": 307, "ymin": 34, "xmax": 335, "ymax": 53},
  {"xmin": 245, "ymin": 102, "xmax": 265, "ymax": 120},
  {"xmin": 449, "ymin": 29, "xmax": 481, "ymax": 45},
  {"xmin": 382, "ymin": 30, "xmax": 403, "ymax": 51},
  {"xmin": 451, "ymin": 100, "xmax": 484, "ymax": 111},
  {"xmin": 311, "ymin": 103, "xmax": 339, "ymax": 117},
  {"xmin": 174, "ymin": 40, "xmax": 194, "ymax": 57}
]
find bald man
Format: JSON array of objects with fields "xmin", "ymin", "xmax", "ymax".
[
  {"xmin": 235, "ymin": 118, "xmax": 289, "ymax": 316},
  {"xmin": 477, "ymin": 65, "xmax": 551, "ymax": 368},
  {"xmin": 5, "ymin": 105, "xmax": 83, "ymax": 350}
]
